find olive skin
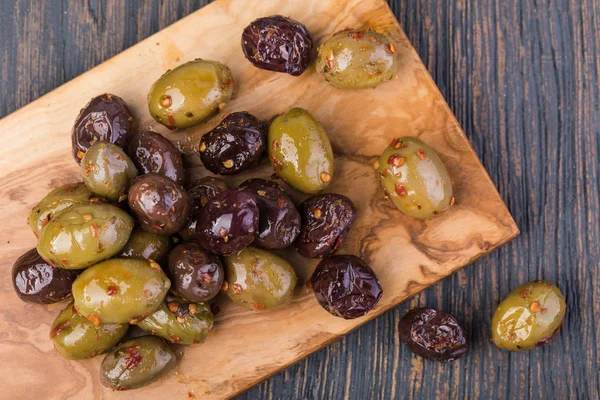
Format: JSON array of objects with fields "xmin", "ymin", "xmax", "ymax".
[
  {"xmin": 37, "ymin": 203, "xmax": 134, "ymax": 269},
  {"xmin": 100, "ymin": 336, "xmax": 176, "ymax": 391},
  {"xmin": 296, "ymin": 194, "xmax": 357, "ymax": 258},
  {"xmin": 127, "ymin": 130, "xmax": 185, "ymax": 185},
  {"xmin": 12, "ymin": 248, "xmax": 80, "ymax": 304},
  {"xmin": 224, "ymin": 247, "xmax": 297, "ymax": 311},
  {"xmin": 378, "ymin": 136, "xmax": 453, "ymax": 219},
  {"xmin": 50, "ymin": 302, "xmax": 128, "ymax": 360},
  {"xmin": 28, "ymin": 182, "xmax": 94, "ymax": 238},
  {"xmin": 311, "ymin": 255, "xmax": 382, "ymax": 319},
  {"xmin": 268, "ymin": 108, "xmax": 334, "ymax": 194},
  {"xmin": 117, "ymin": 227, "xmax": 172, "ymax": 263},
  {"xmin": 241, "ymin": 15, "xmax": 313, "ymax": 76},
  {"xmin": 492, "ymin": 280, "xmax": 566, "ymax": 351},
  {"xmin": 72, "ymin": 93, "xmax": 134, "ymax": 164},
  {"xmin": 195, "ymin": 189, "xmax": 259, "ymax": 255},
  {"xmin": 315, "ymin": 29, "xmax": 397, "ymax": 89},
  {"xmin": 199, "ymin": 112, "xmax": 266, "ymax": 175},
  {"xmin": 179, "ymin": 177, "xmax": 229, "ymax": 242},
  {"xmin": 128, "ymin": 174, "xmax": 192, "ymax": 235},
  {"xmin": 72, "ymin": 258, "xmax": 171, "ymax": 324},
  {"xmin": 398, "ymin": 307, "xmax": 468, "ymax": 362},
  {"xmin": 167, "ymin": 242, "xmax": 224, "ymax": 302},
  {"xmin": 238, "ymin": 178, "xmax": 301, "ymax": 249},
  {"xmin": 148, "ymin": 59, "xmax": 234, "ymax": 129}
]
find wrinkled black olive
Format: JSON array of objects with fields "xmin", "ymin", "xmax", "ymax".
[
  {"xmin": 127, "ymin": 130, "xmax": 185, "ymax": 185},
  {"xmin": 179, "ymin": 177, "xmax": 230, "ymax": 242}
]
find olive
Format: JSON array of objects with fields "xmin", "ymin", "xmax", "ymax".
[
  {"xmin": 315, "ymin": 29, "xmax": 397, "ymax": 89},
  {"xmin": 127, "ymin": 130, "xmax": 185, "ymax": 185},
  {"xmin": 310, "ymin": 255, "xmax": 382, "ymax": 319},
  {"xmin": 128, "ymin": 173, "xmax": 192, "ymax": 235},
  {"xmin": 179, "ymin": 177, "xmax": 229, "ymax": 242},
  {"xmin": 117, "ymin": 227, "xmax": 172, "ymax": 263},
  {"xmin": 50, "ymin": 302, "xmax": 128, "ymax": 360},
  {"xmin": 72, "ymin": 258, "xmax": 171, "ymax": 324},
  {"xmin": 167, "ymin": 242, "xmax": 224, "ymax": 302},
  {"xmin": 224, "ymin": 247, "xmax": 297, "ymax": 311},
  {"xmin": 37, "ymin": 203, "xmax": 134, "ymax": 269},
  {"xmin": 268, "ymin": 108, "xmax": 334, "ymax": 194},
  {"xmin": 100, "ymin": 336, "xmax": 176, "ymax": 390},
  {"xmin": 72, "ymin": 93, "xmax": 134, "ymax": 164},
  {"xmin": 377, "ymin": 136, "xmax": 453, "ymax": 219},
  {"xmin": 238, "ymin": 178, "xmax": 300, "ymax": 249},
  {"xmin": 148, "ymin": 59, "xmax": 234, "ymax": 129},
  {"xmin": 398, "ymin": 307, "xmax": 468, "ymax": 362},
  {"xmin": 195, "ymin": 188, "xmax": 259, "ymax": 255},
  {"xmin": 296, "ymin": 193, "xmax": 356, "ymax": 258},
  {"xmin": 199, "ymin": 112, "xmax": 266, "ymax": 175},
  {"xmin": 12, "ymin": 248, "xmax": 80, "ymax": 304},
  {"xmin": 492, "ymin": 280, "xmax": 566, "ymax": 351},
  {"xmin": 241, "ymin": 15, "xmax": 313, "ymax": 76}
]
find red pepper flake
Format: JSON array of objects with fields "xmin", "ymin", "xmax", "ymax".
[
  {"xmin": 188, "ymin": 392, "xmax": 196, "ymax": 399},
  {"xmin": 320, "ymin": 172, "xmax": 331, "ymax": 182},
  {"xmin": 168, "ymin": 114, "xmax": 175, "ymax": 125},
  {"xmin": 201, "ymin": 273, "xmax": 213, "ymax": 283},
  {"xmin": 221, "ymin": 76, "xmax": 234, "ymax": 89},
  {"xmin": 385, "ymin": 43, "xmax": 396, "ymax": 54},
  {"xmin": 381, "ymin": 169, "xmax": 389, "ymax": 177},
  {"xmin": 153, "ymin": 225, "xmax": 164, "ymax": 231},
  {"xmin": 219, "ymin": 227, "xmax": 229, "ymax": 241},
  {"xmin": 519, "ymin": 289, "xmax": 532, "ymax": 299},
  {"xmin": 232, "ymin": 283, "xmax": 243, "ymax": 294},
  {"xmin": 271, "ymin": 156, "xmax": 283, "ymax": 171},
  {"xmin": 77, "ymin": 150, "xmax": 85, "ymax": 159},
  {"xmin": 41, "ymin": 213, "xmax": 51, "ymax": 228},
  {"xmin": 253, "ymin": 303, "xmax": 265, "ymax": 310},
  {"xmin": 106, "ymin": 285, "xmax": 119, "ymax": 296},
  {"xmin": 277, "ymin": 198, "xmax": 285, "ymax": 208},
  {"xmin": 530, "ymin": 301, "xmax": 541, "ymax": 313},
  {"xmin": 390, "ymin": 138, "xmax": 401, "ymax": 149},
  {"xmin": 125, "ymin": 345, "xmax": 142, "ymax": 369},
  {"xmin": 541, "ymin": 308, "xmax": 548, "ymax": 315},
  {"xmin": 60, "ymin": 258, "xmax": 69, "ymax": 266},
  {"xmin": 221, "ymin": 281, "xmax": 229, "ymax": 292},
  {"xmin": 352, "ymin": 31, "xmax": 364, "ymax": 40},
  {"xmin": 90, "ymin": 223, "xmax": 99, "ymax": 238},
  {"xmin": 143, "ymin": 289, "xmax": 152, "ymax": 297},
  {"xmin": 395, "ymin": 184, "xmax": 408, "ymax": 197},
  {"xmin": 89, "ymin": 197, "xmax": 102, "ymax": 204},
  {"xmin": 159, "ymin": 95, "xmax": 172, "ymax": 108},
  {"xmin": 368, "ymin": 35, "xmax": 377, "ymax": 42},
  {"xmin": 416, "ymin": 148, "xmax": 427, "ymax": 160},
  {"xmin": 167, "ymin": 302, "xmax": 180, "ymax": 313},
  {"xmin": 387, "ymin": 153, "xmax": 405, "ymax": 167},
  {"xmin": 50, "ymin": 321, "xmax": 70, "ymax": 338},
  {"xmin": 87, "ymin": 315, "xmax": 100, "ymax": 326},
  {"xmin": 149, "ymin": 261, "xmax": 162, "ymax": 271},
  {"xmin": 170, "ymin": 334, "xmax": 182, "ymax": 343},
  {"xmin": 325, "ymin": 49, "xmax": 335, "ymax": 70},
  {"xmin": 449, "ymin": 196, "xmax": 455, "ymax": 206}
]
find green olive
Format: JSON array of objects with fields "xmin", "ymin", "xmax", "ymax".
[
  {"xmin": 315, "ymin": 29, "xmax": 397, "ymax": 89},
  {"xmin": 224, "ymin": 247, "xmax": 297, "ymax": 311},
  {"xmin": 37, "ymin": 203, "xmax": 134, "ymax": 269},
  {"xmin": 50, "ymin": 302, "xmax": 128, "ymax": 360},
  {"xmin": 72, "ymin": 258, "xmax": 171, "ymax": 324},
  {"xmin": 268, "ymin": 108, "xmax": 334, "ymax": 194},
  {"xmin": 377, "ymin": 136, "xmax": 453, "ymax": 219},
  {"xmin": 492, "ymin": 280, "xmax": 566, "ymax": 351},
  {"xmin": 148, "ymin": 59, "xmax": 234, "ymax": 128},
  {"xmin": 100, "ymin": 336, "xmax": 176, "ymax": 390},
  {"xmin": 117, "ymin": 227, "xmax": 172, "ymax": 262}
]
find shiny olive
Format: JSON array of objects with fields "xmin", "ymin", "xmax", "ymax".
[
  {"xmin": 492, "ymin": 280, "xmax": 566, "ymax": 351},
  {"xmin": 117, "ymin": 227, "xmax": 172, "ymax": 262},
  {"xmin": 127, "ymin": 130, "xmax": 185, "ymax": 185},
  {"xmin": 315, "ymin": 29, "xmax": 397, "ymax": 89},
  {"xmin": 148, "ymin": 59, "xmax": 234, "ymax": 129},
  {"xmin": 179, "ymin": 177, "xmax": 229, "ymax": 242},
  {"xmin": 378, "ymin": 136, "xmax": 453, "ymax": 219},
  {"xmin": 268, "ymin": 108, "xmax": 334, "ymax": 194},
  {"xmin": 37, "ymin": 203, "xmax": 134, "ymax": 269}
]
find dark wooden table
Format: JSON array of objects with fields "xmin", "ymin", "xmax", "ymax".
[{"xmin": 1, "ymin": 1, "xmax": 598, "ymax": 399}]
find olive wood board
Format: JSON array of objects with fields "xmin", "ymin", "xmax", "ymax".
[{"xmin": 0, "ymin": 0, "xmax": 519, "ymax": 398}]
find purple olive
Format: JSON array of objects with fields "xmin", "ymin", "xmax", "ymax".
[
  {"xmin": 127, "ymin": 130, "xmax": 185, "ymax": 185},
  {"xmin": 179, "ymin": 177, "xmax": 230, "ymax": 242}
]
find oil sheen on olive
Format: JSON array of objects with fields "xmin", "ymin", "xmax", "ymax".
[
  {"xmin": 37, "ymin": 203, "xmax": 134, "ymax": 269},
  {"xmin": 72, "ymin": 93, "xmax": 134, "ymax": 164},
  {"xmin": 238, "ymin": 178, "xmax": 300, "ymax": 249},
  {"xmin": 117, "ymin": 227, "xmax": 172, "ymax": 262},
  {"xmin": 315, "ymin": 29, "xmax": 397, "ymax": 89},
  {"xmin": 224, "ymin": 247, "xmax": 297, "ymax": 311},
  {"xmin": 241, "ymin": 15, "xmax": 313, "ymax": 76},
  {"xmin": 12, "ymin": 248, "xmax": 80, "ymax": 304},
  {"xmin": 398, "ymin": 307, "xmax": 468, "ymax": 362},
  {"xmin": 492, "ymin": 280, "xmax": 566, "ymax": 351},
  {"xmin": 378, "ymin": 136, "xmax": 453, "ymax": 219},
  {"xmin": 199, "ymin": 112, "xmax": 266, "ymax": 175},
  {"xmin": 72, "ymin": 258, "xmax": 171, "ymax": 324},
  {"xmin": 127, "ymin": 130, "xmax": 185, "ymax": 185},
  {"xmin": 100, "ymin": 336, "xmax": 176, "ymax": 390},
  {"xmin": 50, "ymin": 302, "xmax": 128, "ymax": 360},
  {"xmin": 179, "ymin": 177, "xmax": 229, "ymax": 242},
  {"xmin": 148, "ymin": 59, "xmax": 234, "ymax": 129},
  {"xmin": 310, "ymin": 255, "xmax": 382, "ymax": 319},
  {"xmin": 268, "ymin": 108, "xmax": 334, "ymax": 194},
  {"xmin": 296, "ymin": 193, "xmax": 356, "ymax": 258}
]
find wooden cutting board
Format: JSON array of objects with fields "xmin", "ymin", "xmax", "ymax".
[{"xmin": 0, "ymin": 0, "xmax": 519, "ymax": 398}]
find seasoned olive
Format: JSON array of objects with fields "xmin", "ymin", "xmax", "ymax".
[
  {"xmin": 492, "ymin": 280, "xmax": 566, "ymax": 351},
  {"xmin": 127, "ymin": 130, "xmax": 185, "ymax": 185},
  {"xmin": 238, "ymin": 178, "xmax": 300, "ymax": 249},
  {"xmin": 50, "ymin": 302, "xmax": 128, "ymax": 360},
  {"xmin": 378, "ymin": 136, "xmax": 453, "ymax": 219},
  {"xmin": 296, "ymin": 194, "xmax": 356, "ymax": 258},
  {"xmin": 241, "ymin": 15, "xmax": 313, "ymax": 76},
  {"xmin": 72, "ymin": 258, "xmax": 171, "ymax": 324},
  {"xmin": 224, "ymin": 247, "xmax": 297, "ymax": 310},
  {"xmin": 148, "ymin": 59, "xmax": 234, "ymax": 129},
  {"xmin": 199, "ymin": 112, "xmax": 266, "ymax": 175},
  {"xmin": 315, "ymin": 29, "xmax": 397, "ymax": 89},
  {"xmin": 179, "ymin": 177, "xmax": 229, "ymax": 242},
  {"xmin": 128, "ymin": 174, "xmax": 192, "ymax": 235},
  {"xmin": 100, "ymin": 336, "xmax": 176, "ymax": 390},
  {"xmin": 72, "ymin": 93, "xmax": 134, "ymax": 164},
  {"xmin": 268, "ymin": 108, "xmax": 334, "ymax": 194},
  {"xmin": 310, "ymin": 255, "xmax": 382, "ymax": 319},
  {"xmin": 398, "ymin": 307, "xmax": 468, "ymax": 361},
  {"xmin": 37, "ymin": 203, "xmax": 134, "ymax": 269},
  {"xmin": 117, "ymin": 227, "xmax": 172, "ymax": 262}
]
